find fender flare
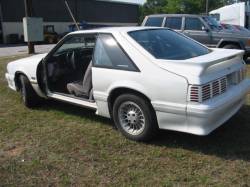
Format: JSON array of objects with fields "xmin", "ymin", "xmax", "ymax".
[
  {"xmin": 217, "ymin": 39, "xmax": 245, "ymax": 50},
  {"xmin": 14, "ymin": 71, "xmax": 46, "ymax": 98},
  {"xmin": 107, "ymin": 81, "xmax": 151, "ymax": 102}
]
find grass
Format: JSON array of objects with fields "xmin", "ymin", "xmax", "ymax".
[{"xmin": 0, "ymin": 55, "xmax": 250, "ymax": 186}]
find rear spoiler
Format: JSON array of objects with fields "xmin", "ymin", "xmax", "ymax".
[
  {"xmin": 185, "ymin": 49, "xmax": 245, "ymax": 74},
  {"xmin": 154, "ymin": 49, "xmax": 245, "ymax": 76}
]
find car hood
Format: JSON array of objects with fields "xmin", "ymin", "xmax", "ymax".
[
  {"xmin": 7, "ymin": 53, "xmax": 47, "ymax": 80},
  {"xmin": 154, "ymin": 48, "xmax": 245, "ymax": 84},
  {"xmin": 213, "ymin": 29, "xmax": 250, "ymax": 38}
]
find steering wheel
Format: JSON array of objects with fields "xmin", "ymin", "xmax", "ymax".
[{"xmin": 66, "ymin": 50, "xmax": 77, "ymax": 70}]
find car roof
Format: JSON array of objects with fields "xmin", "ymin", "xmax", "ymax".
[
  {"xmin": 146, "ymin": 14, "xmax": 207, "ymax": 18},
  {"xmin": 69, "ymin": 26, "xmax": 167, "ymax": 35}
]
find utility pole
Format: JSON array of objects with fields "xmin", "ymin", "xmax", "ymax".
[
  {"xmin": 206, "ymin": 0, "xmax": 209, "ymax": 15},
  {"xmin": 65, "ymin": 0, "xmax": 80, "ymax": 30},
  {"xmin": 24, "ymin": 0, "xmax": 35, "ymax": 54}
]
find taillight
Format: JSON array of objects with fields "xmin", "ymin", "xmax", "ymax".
[
  {"xmin": 189, "ymin": 76, "xmax": 228, "ymax": 103},
  {"xmin": 190, "ymin": 86, "xmax": 200, "ymax": 102},
  {"xmin": 189, "ymin": 68, "xmax": 246, "ymax": 103}
]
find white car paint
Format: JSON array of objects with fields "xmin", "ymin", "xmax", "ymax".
[
  {"xmin": 6, "ymin": 53, "xmax": 47, "ymax": 97},
  {"xmin": 5, "ymin": 27, "xmax": 250, "ymax": 136}
]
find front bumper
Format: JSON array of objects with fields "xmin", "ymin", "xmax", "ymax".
[
  {"xmin": 5, "ymin": 73, "xmax": 16, "ymax": 91},
  {"xmin": 186, "ymin": 79, "xmax": 250, "ymax": 135}
]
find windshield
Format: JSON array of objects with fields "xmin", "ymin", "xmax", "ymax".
[
  {"xmin": 128, "ymin": 29, "xmax": 210, "ymax": 60},
  {"xmin": 223, "ymin": 24, "xmax": 234, "ymax": 30},
  {"xmin": 203, "ymin": 16, "xmax": 222, "ymax": 30}
]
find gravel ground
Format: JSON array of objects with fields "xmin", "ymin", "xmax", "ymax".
[{"xmin": 0, "ymin": 44, "xmax": 55, "ymax": 57}]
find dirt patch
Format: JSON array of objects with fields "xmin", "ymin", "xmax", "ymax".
[
  {"xmin": 6, "ymin": 146, "xmax": 24, "ymax": 157},
  {"xmin": 1, "ymin": 144, "xmax": 25, "ymax": 158}
]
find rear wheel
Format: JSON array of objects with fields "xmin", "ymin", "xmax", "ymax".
[
  {"xmin": 113, "ymin": 94, "xmax": 158, "ymax": 141},
  {"xmin": 19, "ymin": 75, "xmax": 41, "ymax": 108}
]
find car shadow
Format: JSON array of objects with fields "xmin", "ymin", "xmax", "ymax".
[
  {"xmin": 38, "ymin": 99, "xmax": 113, "ymax": 126},
  {"xmin": 151, "ymin": 104, "xmax": 250, "ymax": 162},
  {"xmin": 38, "ymin": 100, "xmax": 250, "ymax": 162}
]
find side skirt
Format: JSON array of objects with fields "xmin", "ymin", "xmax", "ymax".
[{"xmin": 47, "ymin": 92, "xmax": 97, "ymax": 110}]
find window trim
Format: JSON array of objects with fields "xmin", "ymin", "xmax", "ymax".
[
  {"xmin": 160, "ymin": 17, "xmax": 165, "ymax": 27},
  {"xmin": 92, "ymin": 33, "xmax": 140, "ymax": 72}
]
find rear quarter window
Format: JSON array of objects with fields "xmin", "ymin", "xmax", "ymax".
[
  {"xmin": 93, "ymin": 34, "xmax": 138, "ymax": 71},
  {"xmin": 145, "ymin": 17, "xmax": 164, "ymax": 27}
]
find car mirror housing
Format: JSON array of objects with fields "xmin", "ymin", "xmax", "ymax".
[{"xmin": 202, "ymin": 26, "xmax": 209, "ymax": 32}]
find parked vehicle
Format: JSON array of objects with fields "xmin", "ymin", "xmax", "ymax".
[
  {"xmin": 5, "ymin": 27, "xmax": 250, "ymax": 141},
  {"xmin": 142, "ymin": 14, "xmax": 250, "ymax": 60}
]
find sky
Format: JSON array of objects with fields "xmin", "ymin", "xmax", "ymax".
[{"xmin": 107, "ymin": 0, "xmax": 146, "ymax": 5}]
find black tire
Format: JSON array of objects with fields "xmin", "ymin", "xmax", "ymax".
[
  {"xmin": 112, "ymin": 94, "xmax": 158, "ymax": 142},
  {"xmin": 222, "ymin": 44, "xmax": 240, "ymax": 49},
  {"xmin": 243, "ymin": 55, "xmax": 248, "ymax": 62},
  {"xmin": 19, "ymin": 75, "xmax": 41, "ymax": 108}
]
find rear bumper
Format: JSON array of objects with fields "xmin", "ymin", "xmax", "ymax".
[
  {"xmin": 154, "ymin": 79, "xmax": 250, "ymax": 135},
  {"xmin": 5, "ymin": 73, "xmax": 16, "ymax": 91},
  {"xmin": 186, "ymin": 79, "xmax": 250, "ymax": 135}
]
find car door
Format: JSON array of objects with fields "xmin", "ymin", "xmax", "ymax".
[
  {"xmin": 183, "ymin": 17, "xmax": 212, "ymax": 46},
  {"xmin": 37, "ymin": 34, "xmax": 96, "ymax": 95}
]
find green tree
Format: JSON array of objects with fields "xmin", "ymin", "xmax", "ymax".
[{"xmin": 139, "ymin": 0, "xmax": 227, "ymax": 23}]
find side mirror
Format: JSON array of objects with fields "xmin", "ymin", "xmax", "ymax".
[{"xmin": 202, "ymin": 26, "xmax": 209, "ymax": 32}]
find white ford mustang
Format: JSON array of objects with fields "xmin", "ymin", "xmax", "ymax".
[{"xmin": 5, "ymin": 27, "xmax": 250, "ymax": 141}]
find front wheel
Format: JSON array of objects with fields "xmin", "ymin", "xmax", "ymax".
[
  {"xmin": 112, "ymin": 94, "xmax": 158, "ymax": 141},
  {"xmin": 19, "ymin": 75, "xmax": 41, "ymax": 108}
]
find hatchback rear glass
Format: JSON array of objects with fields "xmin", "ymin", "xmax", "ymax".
[{"xmin": 128, "ymin": 29, "xmax": 210, "ymax": 60}]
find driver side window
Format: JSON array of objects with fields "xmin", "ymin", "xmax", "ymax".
[
  {"xmin": 54, "ymin": 35, "xmax": 91, "ymax": 56},
  {"xmin": 46, "ymin": 35, "xmax": 88, "ymax": 78},
  {"xmin": 45, "ymin": 34, "xmax": 96, "ymax": 94}
]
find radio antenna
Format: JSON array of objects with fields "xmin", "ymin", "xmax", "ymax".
[{"xmin": 64, "ymin": 0, "xmax": 80, "ymax": 30}]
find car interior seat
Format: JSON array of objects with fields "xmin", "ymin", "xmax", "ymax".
[{"xmin": 67, "ymin": 61, "xmax": 93, "ymax": 99}]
